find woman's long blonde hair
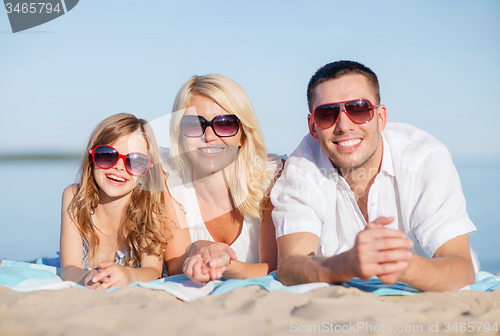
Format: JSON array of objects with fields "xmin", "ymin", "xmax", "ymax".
[
  {"xmin": 169, "ymin": 74, "xmax": 269, "ymax": 219},
  {"xmin": 69, "ymin": 113, "xmax": 168, "ymax": 268}
]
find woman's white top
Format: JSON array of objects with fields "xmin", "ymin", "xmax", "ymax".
[{"xmin": 160, "ymin": 148, "xmax": 284, "ymax": 263}]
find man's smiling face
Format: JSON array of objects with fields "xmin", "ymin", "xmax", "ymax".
[{"xmin": 308, "ymin": 73, "xmax": 387, "ymax": 173}]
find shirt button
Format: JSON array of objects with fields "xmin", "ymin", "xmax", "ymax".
[{"xmin": 371, "ymin": 202, "xmax": 377, "ymax": 207}]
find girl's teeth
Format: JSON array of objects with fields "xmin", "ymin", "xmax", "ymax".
[
  {"xmin": 338, "ymin": 139, "xmax": 361, "ymax": 147},
  {"xmin": 108, "ymin": 175, "xmax": 125, "ymax": 182}
]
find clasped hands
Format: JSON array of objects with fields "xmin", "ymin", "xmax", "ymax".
[
  {"xmin": 345, "ymin": 216, "xmax": 414, "ymax": 284},
  {"xmin": 84, "ymin": 262, "xmax": 131, "ymax": 290},
  {"xmin": 182, "ymin": 240, "xmax": 238, "ymax": 284}
]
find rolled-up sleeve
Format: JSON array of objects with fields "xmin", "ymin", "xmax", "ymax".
[
  {"xmin": 271, "ymin": 162, "xmax": 326, "ymax": 239},
  {"xmin": 410, "ymin": 148, "xmax": 476, "ymax": 257}
]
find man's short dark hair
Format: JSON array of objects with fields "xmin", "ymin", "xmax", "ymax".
[{"xmin": 307, "ymin": 60, "xmax": 380, "ymax": 112}]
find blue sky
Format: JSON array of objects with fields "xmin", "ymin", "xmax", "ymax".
[{"xmin": 1, "ymin": 0, "xmax": 499, "ymax": 161}]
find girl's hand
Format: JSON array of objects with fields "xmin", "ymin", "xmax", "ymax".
[
  {"xmin": 91, "ymin": 262, "xmax": 132, "ymax": 290},
  {"xmin": 82, "ymin": 268, "xmax": 101, "ymax": 289}
]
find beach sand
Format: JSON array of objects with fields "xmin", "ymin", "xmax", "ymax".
[{"xmin": 1, "ymin": 285, "xmax": 500, "ymax": 335}]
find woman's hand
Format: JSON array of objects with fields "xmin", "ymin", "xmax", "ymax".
[
  {"xmin": 182, "ymin": 254, "xmax": 211, "ymax": 283},
  {"xmin": 90, "ymin": 262, "xmax": 133, "ymax": 290},
  {"xmin": 183, "ymin": 250, "xmax": 232, "ymax": 284},
  {"xmin": 183, "ymin": 241, "xmax": 237, "ymax": 283},
  {"xmin": 186, "ymin": 240, "xmax": 236, "ymax": 260}
]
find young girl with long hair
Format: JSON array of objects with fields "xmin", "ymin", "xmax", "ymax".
[{"xmin": 60, "ymin": 113, "xmax": 168, "ymax": 289}]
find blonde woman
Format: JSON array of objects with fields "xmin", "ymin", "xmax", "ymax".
[
  {"xmin": 162, "ymin": 74, "xmax": 283, "ymax": 283},
  {"xmin": 60, "ymin": 113, "xmax": 169, "ymax": 289}
]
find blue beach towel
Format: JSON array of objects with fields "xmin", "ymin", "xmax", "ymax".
[
  {"xmin": 0, "ymin": 260, "xmax": 76, "ymax": 291},
  {"xmin": 1, "ymin": 259, "xmax": 499, "ymax": 301}
]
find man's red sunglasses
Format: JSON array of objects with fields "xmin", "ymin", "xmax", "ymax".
[{"xmin": 312, "ymin": 99, "xmax": 379, "ymax": 129}]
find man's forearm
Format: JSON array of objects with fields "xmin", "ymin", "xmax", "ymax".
[
  {"xmin": 401, "ymin": 254, "xmax": 475, "ymax": 291},
  {"xmin": 277, "ymin": 253, "xmax": 354, "ymax": 286}
]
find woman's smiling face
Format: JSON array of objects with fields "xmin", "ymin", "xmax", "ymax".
[{"xmin": 181, "ymin": 95, "xmax": 243, "ymax": 177}]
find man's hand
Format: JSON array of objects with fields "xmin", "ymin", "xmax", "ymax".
[{"xmin": 347, "ymin": 216, "xmax": 414, "ymax": 282}]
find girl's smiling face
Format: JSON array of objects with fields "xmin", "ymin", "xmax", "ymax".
[
  {"xmin": 93, "ymin": 131, "xmax": 149, "ymax": 201},
  {"xmin": 182, "ymin": 95, "xmax": 243, "ymax": 178}
]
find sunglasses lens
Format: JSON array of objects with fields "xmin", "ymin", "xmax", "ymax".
[
  {"xmin": 181, "ymin": 116, "xmax": 205, "ymax": 137},
  {"xmin": 314, "ymin": 105, "xmax": 340, "ymax": 128},
  {"xmin": 213, "ymin": 115, "xmax": 239, "ymax": 137},
  {"xmin": 93, "ymin": 146, "xmax": 118, "ymax": 168},
  {"xmin": 126, "ymin": 153, "xmax": 151, "ymax": 176},
  {"xmin": 345, "ymin": 100, "xmax": 373, "ymax": 124}
]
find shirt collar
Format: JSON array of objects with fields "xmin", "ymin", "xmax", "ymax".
[{"xmin": 380, "ymin": 133, "xmax": 395, "ymax": 177}]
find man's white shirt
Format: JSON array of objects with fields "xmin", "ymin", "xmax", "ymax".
[{"xmin": 271, "ymin": 122, "xmax": 478, "ymax": 269}]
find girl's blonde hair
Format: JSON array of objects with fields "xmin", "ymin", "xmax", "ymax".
[
  {"xmin": 69, "ymin": 113, "xmax": 168, "ymax": 268},
  {"xmin": 170, "ymin": 74, "xmax": 269, "ymax": 219}
]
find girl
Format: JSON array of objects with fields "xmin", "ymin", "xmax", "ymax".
[{"xmin": 60, "ymin": 113, "xmax": 168, "ymax": 289}]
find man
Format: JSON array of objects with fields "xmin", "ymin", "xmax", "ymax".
[{"xmin": 271, "ymin": 60, "xmax": 477, "ymax": 291}]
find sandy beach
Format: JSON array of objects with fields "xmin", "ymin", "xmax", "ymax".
[{"xmin": 2, "ymin": 284, "xmax": 500, "ymax": 336}]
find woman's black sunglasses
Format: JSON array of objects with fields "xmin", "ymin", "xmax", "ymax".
[{"xmin": 181, "ymin": 115, "xmax": 240, "ymax": 138}]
